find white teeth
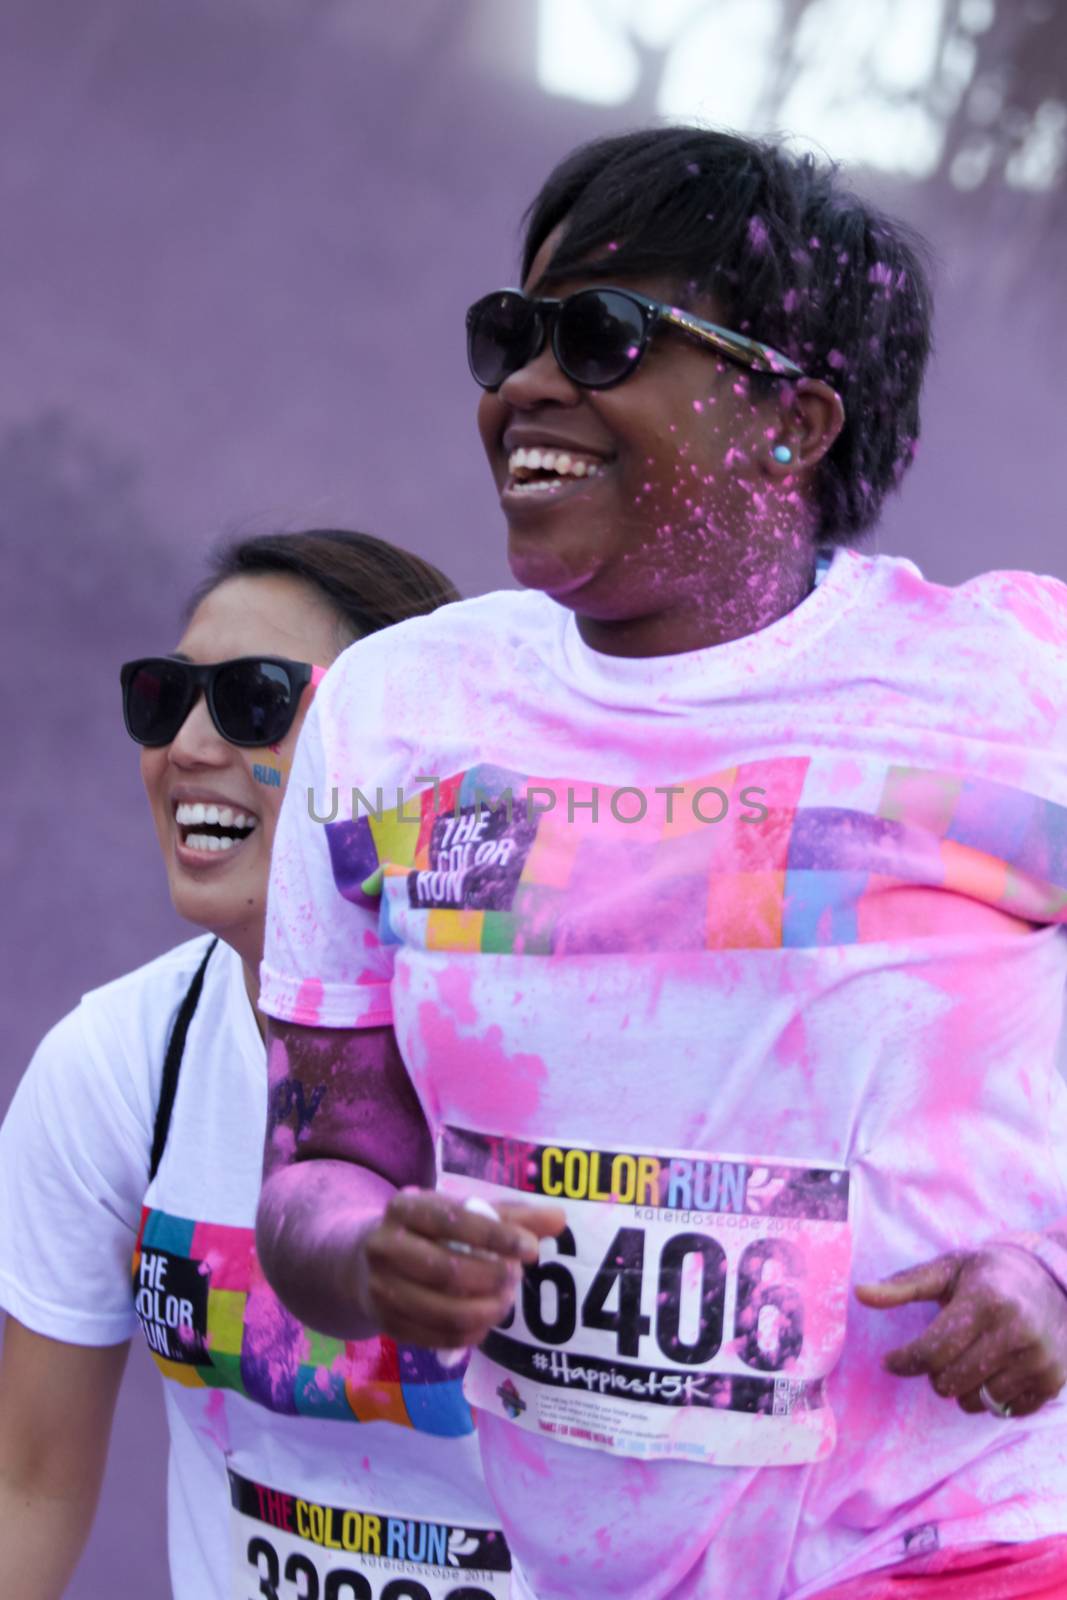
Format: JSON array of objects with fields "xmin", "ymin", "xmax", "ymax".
[
  {"xmin": 176, "ymin": 802, "xmax": 257, "ymax": 831},
  {"xmin": 510, "ymin": 479, "xmax": 566, "ymax": 495},
  {"xmin": 506, "ymin": 448, "xmax": 605, "ymax": 482},
  {"xmin": 183, "ymin": 830, "xmax": 239, "ymax": 852}
]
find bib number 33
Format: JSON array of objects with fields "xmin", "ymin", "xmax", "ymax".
[{"xmin": 245, "ymin": 1537, "xmax": 496, "ymax": 1600}]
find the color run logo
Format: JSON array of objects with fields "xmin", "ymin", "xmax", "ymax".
[
  {"xmin": 229, "ymin": 1469, "xmax": 512, "ymax": 1574},
  {"xmin": 133, "ymin": 1247, "xmax": 210, "ymax": 1363},
  {"xmin": 440, "ymin": 1126, "xmax": 849, "ymax": 1221}
]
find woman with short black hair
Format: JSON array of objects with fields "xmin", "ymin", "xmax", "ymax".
[{"xmin": 258, "ymin": 131, "xmax": 1067, "ymax": 1600}]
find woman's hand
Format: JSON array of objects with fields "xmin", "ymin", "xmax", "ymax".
[
  {"xmin": 359, "ymin": 1190, "xmax": 567, "ymax": 1351},
  {"xmin": 855, "ymin": 1245, "xmax": 1067, "ymax": 1418}
]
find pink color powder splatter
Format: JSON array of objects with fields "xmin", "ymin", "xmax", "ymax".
[
  {"xmin": 290, "ymin": 977, "xmax": 324, "ymax": 1025},
  {"xmin": 418, "ymin": 1000, "xmax": 547, "ymax": 1127}
]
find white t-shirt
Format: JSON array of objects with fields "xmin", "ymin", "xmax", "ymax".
[
  {"xmin": 260, "ymin": 547, "xmax": 1067, "ymax": 1600},
  {"xmin": 0, "ymin": 937, "xmax": 510, "ymax": 1600}
]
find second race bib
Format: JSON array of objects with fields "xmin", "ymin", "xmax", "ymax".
[
  {"xmin": 229, "ymin": 1468, "xmax": 511, "ymax": 1599},
  {"xmin": 439, "ymin": 1126, "xmax": 852, "ymax": 1467}
]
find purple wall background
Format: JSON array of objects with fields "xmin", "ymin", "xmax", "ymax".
[{"xmin": 1, "ymin": 2, "xmax": 1064, "ymax": 1593}]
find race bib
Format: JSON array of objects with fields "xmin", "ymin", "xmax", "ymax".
[
  {"xmin": 229, "ymin": 1469, "xmax": 511, "ymax": 1599},
  {"xmin": 439, "ymin": 1127, "xmax": 852, "ymax": 1467}
]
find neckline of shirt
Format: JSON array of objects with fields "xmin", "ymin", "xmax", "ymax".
[{"xmin": 552, "ymin": 544, "xmax": 872, "ymax": 706}]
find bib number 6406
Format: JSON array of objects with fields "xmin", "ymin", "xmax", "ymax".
[{"xmin": 503, "ymin": 1226, "xmax": 804, "ymax": 1372}]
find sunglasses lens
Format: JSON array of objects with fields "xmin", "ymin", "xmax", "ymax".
[
  {"xmin": 124, "ymin": 660, "xmax": 192, "ymax": 745},
  {"xmin": 557, "ymin": 290, "xmax": 647, "ymax": 387},
  {"xmin": 467, "ymin": 293, "xmax": 540, "ymax": 388},
  {"xmin": 213, "ymin": 660, "xmax": 297, "ymax": 746}
]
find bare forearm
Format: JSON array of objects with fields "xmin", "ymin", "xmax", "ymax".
[
  {"xmin": 257, "ymin": 1019, "xmax": 436, "ymax": 1337},
  {"xmin": 0, "ymin": 1323, "xmax": 126, "ymax": 1598},
  {"xmin": 0, "ymin": 1473, "xmax": 98, "ymax": 1599},
  {"xmin": 256, "ymin": 1158, "xmax": 397, "ymax": 1338}
]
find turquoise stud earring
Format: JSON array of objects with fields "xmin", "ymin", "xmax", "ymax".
[{"xmin": 772, "ymin": 444, "xmax": 793, "ymax": 464}]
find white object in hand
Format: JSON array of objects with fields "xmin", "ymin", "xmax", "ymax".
[
  {"xmin": 448, "ymin": 1195, "xmax": 502, "ymax": 1249},
  {"xmin": 438, "ymin": 1196, "xmax": 503, "ymax": 1367}
]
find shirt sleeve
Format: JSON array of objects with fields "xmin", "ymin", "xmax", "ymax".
[
  {"xmin": 260, "ymin": 682, "xmax": 396, "ymax": 1030},
  {"xmin": 990, "ymin": 1226, "xmax": 1067, "ymax": 1297},
  {"xmin": 0, "ymin": 1006, "xmax": 150, "ymax": 1346}
]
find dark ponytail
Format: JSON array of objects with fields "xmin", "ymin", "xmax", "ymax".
[{"xmin": 185, "ymin": 527, "xmax": 460, "ymax": 641}]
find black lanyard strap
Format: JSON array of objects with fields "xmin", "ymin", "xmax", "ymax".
[{"xmin": 148, "ymin": 938, "xmax": 219, "ymax": 1182}]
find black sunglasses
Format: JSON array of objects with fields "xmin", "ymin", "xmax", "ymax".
[
  {"xmin": 466, "ymin": 285, "xmax": 805, "ymax": 392},
  {"xmin": 120, "ymin": 656, "xmax": 318, "ymax": 749}
]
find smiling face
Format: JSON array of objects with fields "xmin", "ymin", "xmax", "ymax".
[
  {"xmin": 476, "ymin": 227, "xmax": 843, "ymax": 657},
  {"xmin": 140, "ymin": 573, "xmax": 344, "ymax": 968}
]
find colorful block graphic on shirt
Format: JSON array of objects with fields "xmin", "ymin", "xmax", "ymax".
[
  {"xmin": 131, "ymin": 1207, "xmax": 473, "ymax": 1436},
  {"xmin": 322, "ymin": 760, "xmax": 1067, "ymax": 956}
]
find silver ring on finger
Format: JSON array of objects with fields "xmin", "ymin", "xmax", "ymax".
[{"xmin": 978, "ymin": 1382, "xmax": 1013, "ymax": 1419}]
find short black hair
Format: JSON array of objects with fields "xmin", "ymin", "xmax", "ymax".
[
  {"xmin": 521, "ymin": 127, "xmax": 934, "ymax": 544},
  {"xmin": 186, "ymin": 528, "xmax": 460, "ymax": 642}
]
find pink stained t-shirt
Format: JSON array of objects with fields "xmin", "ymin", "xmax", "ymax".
[{"xmin": 261, "ymin": 548, "xmax": 1067, "ymax": 1600}]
